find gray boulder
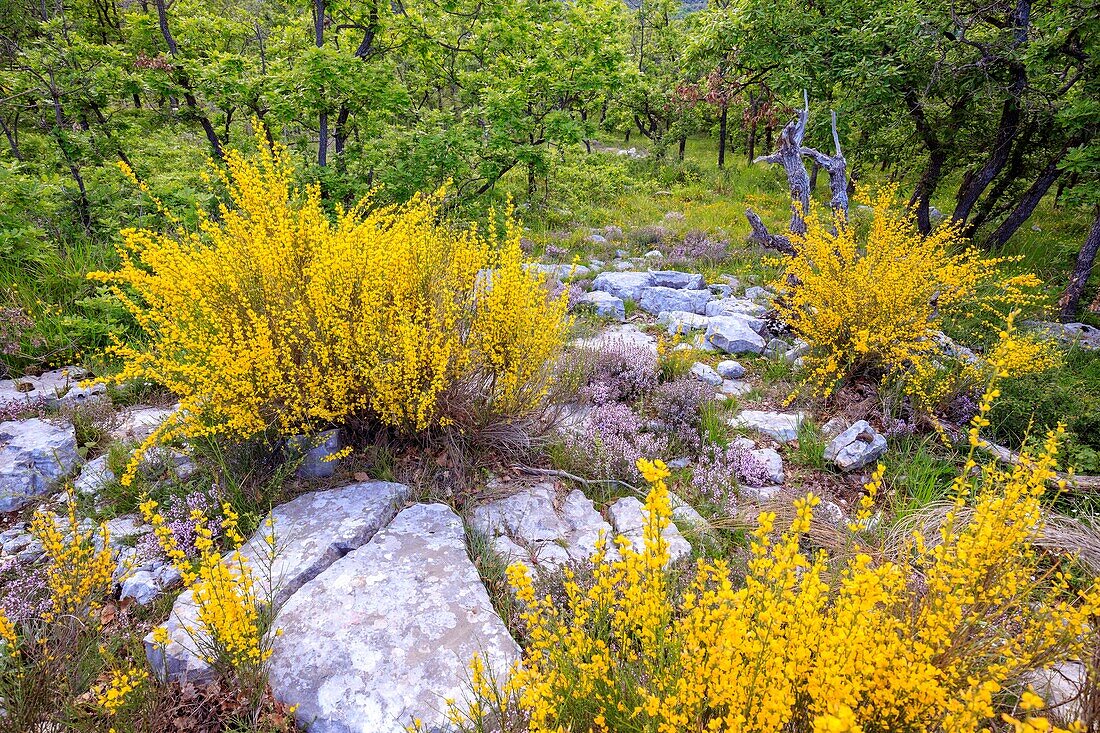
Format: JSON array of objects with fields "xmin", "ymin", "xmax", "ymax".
[
  {"xmin": 824, "ymin": 420, "xmax": 887, "ymax": 472},
  {"xmin": 111, "ymin": 406, "xmax": 177, "ymax": 443},
  {"xmin": 147, "ymin": 480, "xmax": 410, "ymax": 681},
  {"xmin": 269, "ymin": 503, "xmax": 521, "ymax": 733},
  {"xmin": 649, "ymin": 270, "xmax": 705, "ymax": 290},
  {"xmin": 74, "ymin": 454, "xmax": 116, "ymax": 496},
  {"xmin": 716, "ymin": 360, "xmax": 746, "ymax": 379},
  {"xmin": 0, "ymin": 418, "xmax": 80, "ymax": 512},
  {"xmin": 576, "ymin": 290, "xmax": 626, "ymax": 321},
  {"xmin": 730, "ymin": 410, "xmax": 805, "ymax": 444},
  {"xmin": 592, "ymin": 271, "xmax": 654, "ymax": 301},
  {"xmin": 705, "ymin": 317, "xmax": 766, "ymax": 354},
  {"xmin": 607, "ymin": 496, "xmax": 691, "ymax": 563},
  {"xmin": 705, "ymin": 297, "xmax": 766, "ymax": 319},
  {"xmin": 689, "ymin": 362, "xmax": 722, "ymax": 387},
  {"xmin": 659, "ymin": 310, "xmax": 709, "ymax": 336},
  {"xmin": 636, "ymin": 287, "xmax": 712, "ymax": 316},
  {"xmin": 744, "ymin": 286, "xmax": 773, "ymax": 301},
  {"xmin": 749, "ymin": 448, "xmax": 785, "ymax": 486}
]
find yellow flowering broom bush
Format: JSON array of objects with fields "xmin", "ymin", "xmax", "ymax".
[
  {"xmin": 142, "ymin": 497, "xmax": 278, "ymax": 696},
  {"xmin": 0, "ymin": 503, "xmax": 121, "ymax": 731},
  {"xmin": 774, "ymin": 186, "xmax": 1053, "ymax": 410},
  {"xmin": 92, "ymin": 131, "xmax": 569, "ymax": 481},
  {"xmin": 455, "ymin": 379, "xmax": 1100, "ymax": 732}
]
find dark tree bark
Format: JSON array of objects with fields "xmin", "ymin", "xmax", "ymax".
[
  {"xmin": 154, "ymin": 0, "xmax": 223, "ymax": 159},
  {"xmin": 718, "ymin": 104, "xmax": 728, "ymax": 169},
  {"xmin": 905, "ymin": 89, "xmax": 947, "ymax": 234},
  {"xmin": 951, "ymin": 0, "xmax": 1031, "ymax": 226},
  {"xmin": 314, "ymin": 0, "xmax": 328, "ymax": 167},
  {"xmin": 678, "ymin": 134, "xmax": 686, "ymax": 162},
  {"xmin": 1059, "ymin": 206, "xmax": 1100, "ymax": 320},
  {"xmin": 45, "ymin": 70, "xmax": 91, "ymax": 233},
  {"xmin": 985, "ymin": 149, "xmax": 1066, "ymax": 249},
  {"xmin": 0, "ymin": 116, "xmax": 22, "ymax": 160},
  {"xmin": 745, "ymin": 209, "xmax": 794, "ymax": 254}
]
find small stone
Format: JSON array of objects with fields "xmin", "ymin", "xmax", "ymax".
[
  {"xmin": 607, "ymin": 496, "xmax": 691, "ymax": 563},
  {"xmin": 744, "ymin": 286, "xmax": 773, "ymax": 301},
  {"xmin": 649, "ymin": 270, "xmax": 705, "ymax": 290},
  {"xmin": 821, "ymin": 416, "xmax": 848, "ymax": 438},
  {"xmin": 730, "ymin": 410, "xmax": 805, "ymax": 443},
  {"xmin": 660, "ymin": 310, "xmax": 710, "ymax": 336},
  {"xmin": 586, "ymin": 234, "xmax": 609, "ymax": 245},
  {"xmin": 824, "ymin": 420, "xmax": 887, "ymax": 472},
  {"xmin": 764, "ymin": 337, "xmax": 792, "ymax": 357},
  {"xmin": 111, "ymin": 406, "xmax": 177, "ymax": 444},
  {"xmin": 286, "ymin": 429, "xmax": 342, "ymax": 480},
  {"xmin": 74, "ymin": 454, "xmax": 116, "ymax": 496},
  {"xmin": 690, "ymin": 362, "xmax": 722, "ymax": 387},
  {"xmin": 719, "ymin": 379, "xmax": 751, "ymax": 396},
  {"xmin": 705, "ymin": 317, "xmax": 766, "ymax": 354},
  {"xmin": 705, "ymin": 297, "xmax": 766, "ymax": 319},
  {"xmin": 708, "ymin": 284, "xmax": 732, "ymax": 298},
  {"xmin": 749, "ymin": 448, "xmax": 785, "ymax": 485},
  {"xmin": 643, "ymin": 249, "xmax": 664, "ymax": 260},
  {"xmin": 716, "ymin": 360, "xmax": 746, "ymax": 379},
  {"xmin": 576, "ymin": 291, "xmax": 626, "ymax": 321}
]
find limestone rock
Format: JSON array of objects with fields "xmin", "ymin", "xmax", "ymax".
[
  {"xmin": 636, "ymin": 286, "xmax": 712, "ymax": 316},
  {"xmin": 716, "ymin": 360, "xmax": 746, "ymax": 379},
  {"xmin": 689, "ymin": 362, "xmax": 722, "ymax": 387},
  {"xmin": 560, "ymin": 489, "xmax": 614, "ymax": 562},
  {"xmin": 649, "ymin": 270, "xmax": 705, "ymax": 290},
  {"xmin": 111, "ymin": 406, "xmax": 177, "ymax": 443},
  {"xmin": 74, "ymin": 454, "xmax": 116, "ymax": 496},
  {"xmin": 607, "ymin": 496, "xmax": 691, "ymax": 563},
  {"xmin": 730, "ymin": 410, "xmax": 805, "ymax": 444},
  {"xmin": 824, "ymin": 420, "xmax": 887, "ymax": 472},
  {"xmin": 592, "ymin": 271, "xmax": 654, "ymax": 301},
  {"xmin": 0, "ymin": 367, "xmax": 105, "ymax": 410},
  {"xmin": 269, "ymin": 503, "xmax": 521, "ymax": 733},
  {"xmin": 750, "ymin": 448, "xmax": 785, "ymax": 486},
  {"xmin": 0, "ymin": 418, "xmax": 80, "ymax": 512},
  {"xmin": 573, "ymin": 324, "xmax": 658, "ymax": 355},
  {"xmin": 576, "ymin": 290, "xmax": 626, "ymax": 321},
  {"xmin": 705, "ymin": 316, "xmax": 766, "ymax": 354},
  {"xmin": 470, "ymin": 482, "xmax": 567, "ymax": 545},
  {"xmin": 147, "ymin": 480, "xmax": 410, "ymax": 681},
  {"xmin": 660, "ymin": 310, "xmax": 709, "ymax": 336},
  {"xmin": 705, "ymin": 297, "xmax": 766, "ymax": 319}
]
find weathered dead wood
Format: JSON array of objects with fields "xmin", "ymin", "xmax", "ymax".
[
  {"xmin": 800, "ymin": 109, "xmax": 849, "ymax": 218},
  {"xmin": 745, "ymin": 209, "xmax": 795, "ymax": 254},
  {"xmin": 754, "ymin": 92, "xmax": 811, "ymax": 236},
  {"xmin": 744, "ymin": 95, "xmax": 851, "ymax": 253}
]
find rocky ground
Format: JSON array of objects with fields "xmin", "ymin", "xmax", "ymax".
[{"xmin": 2, "ymin": 237, "xmax": 1096, "ymax": 732}]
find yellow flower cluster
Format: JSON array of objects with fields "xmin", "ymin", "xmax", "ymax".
[
  {"xmin": 93, "ymin": 666, "xmax": 148, "ymax": 716},
  {"xmin": 93, "ymin": 129, "xmax": 569, "ymax": 484},
  {"xmin": 30, "ymin": 501, "xmax": 116, "ymax": 622},
  {"xmin": 774, "ymin": 186, "xmax": 1049, "ymax": 410},
  {"xmin": 142, "ymin": 499, "xmax": 274, "ymax": 677},
  {"xmin": 0, "ymin": 606, "xmax": 17, "ymax": 657},
  {"xmin": 486, "ymin": 435, "xmax": 1099, "ymax": 731}
]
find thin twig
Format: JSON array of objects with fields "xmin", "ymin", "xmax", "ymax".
[{"xmin": 511, "ymin": 465, "xmax": 644, "ymax": 497}]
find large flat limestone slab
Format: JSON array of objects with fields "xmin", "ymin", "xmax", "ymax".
[
  {"xmin": 146, "ymin": 480, "xmax": 410, "ymax": 681},
  {"xmin": 269, "ymin": 503, "xmax": 521, "ymax": 733}
]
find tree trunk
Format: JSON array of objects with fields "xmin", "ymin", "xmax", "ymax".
[
  {"xmin": 678, "ymin": 134, "xmax": 686, "ymax": 162},
  {"xmin": 1059, "ymin": 206, "xmax": 1100, "ymax": 320},
  {"xmin": 154, "ymin": 0, "xmax": 222, "ymax": 159},
  {"xmin": 747, "ymin": 117, "xmax": 756, "ymax": 163},
  {"xmin": 718, "ymin": 104, "xmax": 728, "ymax": 169},
  {"xmin": 985, "ymin": 151, "xmax": 1065, "ymax": 250},
  {"xmin": 951, "ymin": 0, "xmax": 1030, "ymax": 226},
  {"xmin": 314, "ymin": 0, "xmax": 328, "ymax": 167}
]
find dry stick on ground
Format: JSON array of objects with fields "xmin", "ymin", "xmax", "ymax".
[
  {"xmin": 938, "ymin": 419, "xmax": 1100, "ymax": 492},
  {"xmin": 512, "ymin": 465, "xmax": 644, "ymax": 498}
]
